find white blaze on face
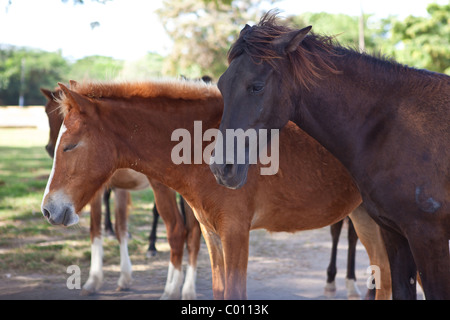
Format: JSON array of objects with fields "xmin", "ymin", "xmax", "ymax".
[{"xmin": 41, "ymin": 122, "xmax": 67, "ymax": 211}]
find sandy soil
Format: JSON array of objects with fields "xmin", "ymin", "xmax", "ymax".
[{"xmin": 0, "ymin": 221, "xmax": 379, "ymax": 300}]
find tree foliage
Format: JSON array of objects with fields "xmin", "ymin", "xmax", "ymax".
[
  {"xmin": 159, "ymin": 1, "xmax": 449, "ymax": 79},
  {"xmin": 0, "ymin": 46, "xmax": 69, "ymax": 105},
  {"xmin": 156, "ymin": 0, "xmax": 278, "ymax": 79},
  {"xmin": 67, "ymin": 56, "xmax": 124, "ymax": 81},
  {"xmin": 383, "ymin": 2, "xmax": 450, "ymax": 74},
  {"xmin": 0, "ymin": 47, "xmax": 164, "ymax": 106},
  {"xmin": 287, "ymin": 12, "xmax": 385, "ymax": 52}
]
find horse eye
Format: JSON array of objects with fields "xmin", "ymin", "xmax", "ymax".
[
  {"xmin": 250, "ymin": 84, "xmax": 264, "ymax": 94},
  {"xmin": 63, "ymin": 143, "xmax": 77, "ymax": 152}
]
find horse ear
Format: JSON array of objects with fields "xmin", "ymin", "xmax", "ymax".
[
  {"xmin": 274, "ymin": 26, "xmax": 312, "ymax": 54},
  {"xmin": 40, "ymin": 88, "xmax": 54, "ymax": 101},
  {"xmin": 240, "ymin": 24, "xmax": 251, "ymax": 35},
  {"xmin": 69, "ymin": 80, "xmax": 79, "ymax": 89},
  {"xmin": 58, "ymin": 82, "xmax": 90, "ymax": 113}
]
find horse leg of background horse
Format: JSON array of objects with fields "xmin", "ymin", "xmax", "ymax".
[
  {"xmin": 81, "ymin": 192, "xmax": 104, "ymax": 295},
  {"xmin": 345, "ymin": 218, "xmax": 362, "ymax": 299},
  {"xmin": 113, "ymin": 188, "xmax": 133, "ymax": 291},
  {"xmin": 199, "ymin": 223, "xmax": 226, "ymax": 299},
  {"xmin": 324, "ymin": 220, "xmax": 343, "ymax": 297},
  {"xmin": 349, "ymin": 206, "xmax": 391, "ymax": 300},
  {"xmin": 103, "ymin": 188, "xmax": 115, "ymax": 237},
  {"xmin": 146, "ymin": 204, "xmax": 159, "ymax": 257},
  {"xmin": 180, "ymin": 197, "xmax": 201, "ymax": 300},
  {"xmin": 150, "ymin": 180, "xmax": 187, "ymax": 300}
]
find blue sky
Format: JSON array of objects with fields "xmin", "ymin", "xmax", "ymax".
[{"xmin": 0, "ymin": 0, "xmax": 446, "ymax": 61}]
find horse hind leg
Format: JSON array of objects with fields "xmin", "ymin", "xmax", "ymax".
[
  {"xmin": 345, "ymin": 217, "xmax": 362, "ymax": 300},
  {"xmin": 349, "ymin": 206, "xmax": 391, "ymax": 300},
  {"xmin": 324, "ymin": 219, "xmax": 343, "ymax": 297},
  {"xmin": 103, "ymin": 188, "xmax": 115, "ymax": 237},
  {"xmin": 114, "ymin": 188, "xmax": 133, "ymax": 291},
  {"xmin": 146, "ymin": 204, "xmax": 159, "ymax": 258}
]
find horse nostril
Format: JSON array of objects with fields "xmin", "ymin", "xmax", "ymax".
[
  {"xmin": 45, "ymin": 144, "xmax": 54, "ymax": 158},
  {"xmin": 223, "ymin": 164, "xmax": 233, "ymax": 176},
  {"xmin": 42, "ymin": 208, "xmax": 51, "ymax": 219}
]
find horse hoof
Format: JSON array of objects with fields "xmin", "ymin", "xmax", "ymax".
[
  {"xmin": 160, "ymin": 292, "xmax": 181, "ymax": 300},
  {"xmin": 104, "ymin": 230, "xmax": 115, "ymax": 238},
  {"xmin": 146, "ymin": 249, "xmax": 157, "ymax": 258},
  {"xmin": 324, "ymin": 288, "xmax": 336, "ymax": 298},
  {"xmin": 347, "ymin": 293, "xmax": 362, "ymax": 300},
  {"xmin": 80, "ymin": 289, "xmax": 95, "ymax": 296},
  {"xmin": 324, "ymin": 281, "xmax": 336, "ymax": 298},
  {"xmin": 116, "ymin": 286, "xmax": 130, "ymax": 292},
  {"xmin": 182, "ymin": 291, "xmax": 197, "ymax": 300},
  {"xmin": 346, "ymin": 279, "xmax": 362, "ymax": 300}
]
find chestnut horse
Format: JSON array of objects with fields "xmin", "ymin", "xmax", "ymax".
[
  {"xmin": 40, "ymin": 80, "xmax": 391, "ymax": 299},
  {"xmin": 40, "ymin": 87, "xmax": 201, "ymax": 300},
  {"xmin": 210, "ymin": 13, "xmax": 449, "ymax": 299},
  {"xmin": 42, "ymin": 85, "xmax": 368, "ymax": 300},
  {"xmin": 42, "ymin": 87, "xmax": 162, "ymax": 254}
]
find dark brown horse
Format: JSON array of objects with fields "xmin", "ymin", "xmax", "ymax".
[
  {"xmin": 40, "ymin": 79, "xmax": 391, "ymax": 299},
  {"xmin": 210, "ymin": 12, "xmax": 449, "ymax": 299}
]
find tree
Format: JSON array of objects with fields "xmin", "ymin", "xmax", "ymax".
[
  {"xmin": 67, "ymin": 55, "xmax": 124, "ymax": 82},
  {"xmin": 117, "ymin": 52, "xmax": 165, "ymax": 80},
  {"xmin": 157, "ymin": 0, "xmax": 278, "ymax": 79},
  {"xmin": 287, "ymin": 12, "xmax": 385, "ymax": 53},
  {"xmin": 0, "ymin": 46, "xmax": 148, "ymax": 106},
  {"xmin": 382, "ymin": 2, "xmax": 450, "ymax": 74},
  {"xmin": 0, "ymin": 46, "xmax": 69, "ymax": 105}
]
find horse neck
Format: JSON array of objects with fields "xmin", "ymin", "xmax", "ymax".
[
  {"xmin": 292, "ymin": 52, "xmax": 422, "ymax": 171},
  {"xmin": 105, "ymin": 95, "xmax": 223, "ymax": 191}
]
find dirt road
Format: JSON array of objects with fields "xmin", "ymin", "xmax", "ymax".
[{"xmin": 0, "ymin": 222, "xmax": 382, "ymax": 300}]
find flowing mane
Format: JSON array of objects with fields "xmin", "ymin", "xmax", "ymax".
[
  {"xmin": 228, "ymin": 12, "xmax": 342, "ymax": 89},
  {"xmin": 57, "ymin": 79, "xmax": 221, "ymax": 115},
  {"xmin": 228, "ymin": 12, "xmax": 444, "ymax": 90}
]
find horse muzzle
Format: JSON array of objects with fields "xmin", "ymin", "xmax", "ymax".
[
  {"xmin": 41, "ymin": 192, "xmax": 79, "ymax": 227},
  {"xmin": 209, "ymin": 162, "xmax": 249, "ymax": 190}
]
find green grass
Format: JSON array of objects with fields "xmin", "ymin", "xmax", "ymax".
[{"xmin": 0, "ymin": 128, "xmax": 161, "ymax": 274}]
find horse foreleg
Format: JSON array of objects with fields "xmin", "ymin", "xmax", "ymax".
[
  {"xmin": 407, "ymin": 222, "xmax": 450, "ymax": 300},
  {"xmin": 200, "ymin": 224, "xmax": 225, "ymax": 299},
  {"xmin": 114, "ymin": 188, "xmax": 132, "ymax": 291},
  {"xmin": 345, "ymin": 217, "xmax": 362, "ymax": 300},
  {"xmin": 81, "ymin": 192, "xmax": 104, "ymax": 295},
  {"xmin": 324, "ymin": 219, "xmax": 343, "ymax": 297},
  {"xmin": 381, "ymin": 227, "xmax": 417, "ymax": 299},
  {"xmin": 221, "ymin": 228, "xmax": 249, "ymax": 300},
  {"xmin": 150, "ymin": 181, "xmax": 186, "ymax": 300},
  {"xmin": 180, "ymin": 198, "xmax": 201, "ymax": 300}
]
